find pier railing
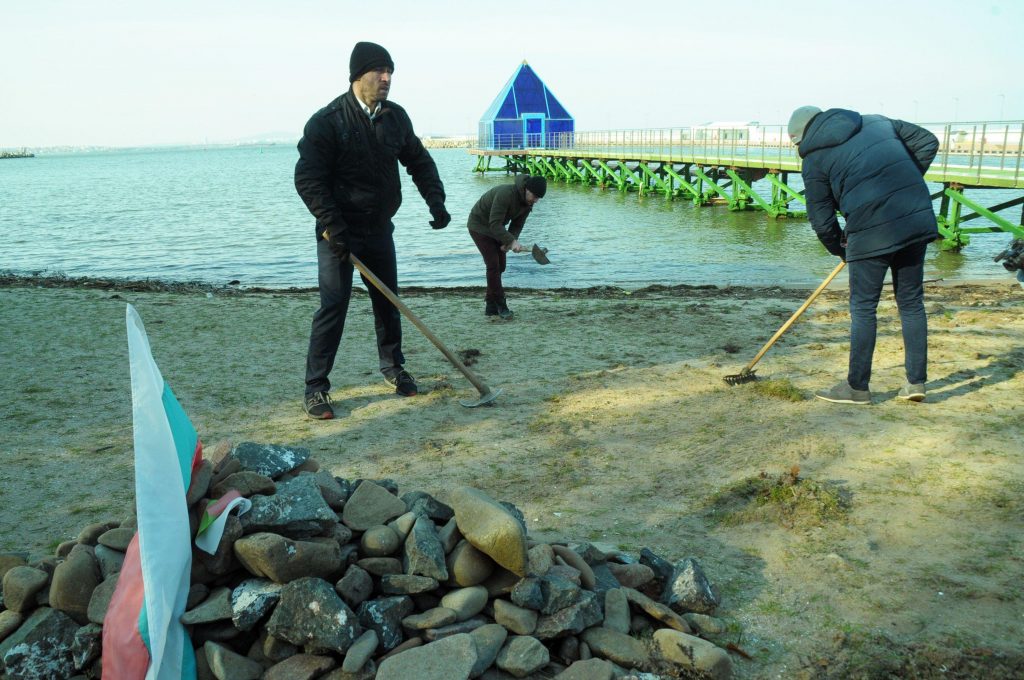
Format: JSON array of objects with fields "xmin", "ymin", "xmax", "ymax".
[{"xmin": 478, "ymin": 121, "xmax": 1024, "ymax": 188}]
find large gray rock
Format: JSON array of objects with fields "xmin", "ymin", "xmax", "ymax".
[
  {"xmin": 240, "ymin": 475, "xmax": 338, "ymax": 538},
  {"xmin": 210, "ymin": 470, "xmax": 276, "ymax": 498},
  {"xmin": 262, "ymin": 652, "xmax": 337, "ymax": 680},
  {"xmin": 266, "ymin": 577, "xmax": 361, "ymax": 655},
  {"xmin": 492, "ymin": 599, "xmax": 537, "ymax": 636},
  {"xmin": 49, "ymin": 546, "xmax": 101, "ymax": 624},
  {"xmin": 554, "ymin": 658, "xmax": 616, "ymax": 680},
  {"xmin": 341, "ymin": 629, "xmax": 380, "ymax": 673},
  {"xmin": 469, "ymin": 623, "xmax": 508, "ymax": 678},
  {"xmin": 86, "ymin": 575, "xmax": 119, "ymax": 625},
  {"xmin": 376, "ymin": 632, "xmax": 478, "ymax": 680},
  {"xmin": 447, "ymin": 540, "xmax": 495, "ymax": 587},
  {"xmin": 342, "ymin": 481, "xmax": 407, "ymax": 531},
  {"xmin": 311, "ymin": 470, "xmax": 348, "ymax": 509},
  {"xmin": 638, "ymin": 548, "xmax": 673, "ymax": 598},
  {"xmin": 230, "ymin": 578, "xmax": 282, "ymax": 631},
  {"xmin": 96, "ymin": 527, "xmax": 135, "ymax": 552},
  {"xmin": 512, "ymin": 574, "xmax": 580, "ymax": 615},
  {"xmin": 361, "ymin": 525, "xmax": 401, "ymax": 557},
  {"xmin": 92, "ymin": 545, "xmax": 125, "ymax": 580},
  {"xmin": 654, "ymin": 628, "xmax": 732, "ymax": 680},
  {"xmin": 380, "ymin": 574, "xmax": 438, "ymax": 595},
  {"xmin": 440, "ymin": 586, "xmax": 488, "ymax": 622},
  {"xmin": 71, "ymin": 622, "xmax": 102, "ymax": 672},
  {"xmin": 496, "ymin": 635, "xmax": 550, "ymax": 677},
  {"xmin": 0, "ymin": 610, "xmax": 24, "ymax": 642},
  {"xmin": 581, "ymin": 627, "xmax": 649, "ymax": 670},
  {"xmin": 234, "ymin": 532, "xmax": 341, "ymax": 583},
  {"xmin": 449, "ymin": 487, "xmax": 529, "ymax": 577},
  {"xmin": 402, "ymin": 491, "xmax": 454, "ymax": 522},
  {"xmin": 336, "ymin": 565, "xmax": 374, "ymax": 608},
  {"xmin": 401, "ymin": 607, "xmax": 457, "ymax": 631},
  {"xmin": 533, "ymin": 590, "xmax": 603, "ymax": 640},
  {"xmin": 357, "ymin": 596, "xmax": 414, "ymax": 651},
  {"xmin": 607, "ymin": 562, "xmax": 654, "ymax": 589},
  {"xmin": 0, "ymin": 607, "xmax": 79, "ymax": 680},
  {"xmin": 3, "ymin": 565, "xmax": 50, "ymax": 613},
  {"xmin": 204, "ymin": 640, "xmax": 264, "ymax": 680},
  {"xmin": 404, "ymin": 516, "xmax": 449, "ymax": 581},
  {"xmin": 181, "ymin": 586, "xmax": 233, "ymax": 625},
  {"xmin": 603, "ymin": 588, "xmax": 630, "ymax": 634},
  {"xmin": 622, "ymin": 588, "xmax": 691, "ymax": 633},
  {"xmin": 231, "ymin": 442, "xmax": 310, "ymax": 479},
  {"xmin": 664, "ymin": 558, "xmax": 719, "ymax": 615}
]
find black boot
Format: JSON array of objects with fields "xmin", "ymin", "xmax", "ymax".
[
  {"xmin": 485, "ymin": 299, "xmax": 499, "ymax": 316},
  {"xmin": 496, "ymin": 298, "xmax": 514, "ymax": 320}
]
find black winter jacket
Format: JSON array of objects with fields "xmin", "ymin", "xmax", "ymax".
[
  {"xmin": 294, "ymin": 90, "xmax": 445, "ymax": 242},
  {"xmin": 799, "ymin": 109, "xmax": 939, "ymax": 261}
]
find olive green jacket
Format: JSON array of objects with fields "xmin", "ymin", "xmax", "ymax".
[{"xmin": 466, "ymin": 175, "xmax": 533, "ymax": 247}]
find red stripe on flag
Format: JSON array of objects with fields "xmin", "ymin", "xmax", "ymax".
[{"xmin": 102, "ymin": 534, "xmax": 150, "ymax": 680}]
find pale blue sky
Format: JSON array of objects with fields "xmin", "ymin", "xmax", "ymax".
[{"xmin": 2, "ymin": 0, "xmax": 1021, "ymax": 147}]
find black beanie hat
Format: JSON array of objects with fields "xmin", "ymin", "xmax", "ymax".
[
  {"xmin": 524, "ymin": 175, "xmax": 547, "ymax": 198},
  {"xmin": 349, "ymin": 41, "xmax": 394, "ymax": 82}
]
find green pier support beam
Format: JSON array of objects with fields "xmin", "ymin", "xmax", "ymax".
[
  {"xmin": 937, "ymin": 184, "xmax": 1024, "ymax": 250},
  {"xmin": 663, "ymin": 165, "xmax": 705, "ymax": 204},
  {"xmin": 595, "ymin": 159, "xmax": 626, "ymax": 191},
  {"xmin": 692, "ymin": 166, "xmax": 732, "ymax": 207},
  {"xmin": 726, "ymin": 169, "xmax": 771, "ymax": 214},
  {"xmin": 639, "ymin": 162, "xmax": 672, "ymax": 197}
]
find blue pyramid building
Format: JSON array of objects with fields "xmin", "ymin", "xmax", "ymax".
[{"xmin": 478, "ymin": 61, "xmax": 574, "ymax": 150}]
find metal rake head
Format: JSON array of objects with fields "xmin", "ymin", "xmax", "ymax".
[{"xmin": 723, "ymin": 369, "xmax": 758, "ymax": 386}]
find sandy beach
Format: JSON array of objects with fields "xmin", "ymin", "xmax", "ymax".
[{"xmin": 1, "ymin": 275, "xmax": 1022, "ymax": 678}]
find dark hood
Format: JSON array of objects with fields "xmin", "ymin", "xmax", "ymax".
[
  {"xmin": 798, "ymin": 108, "xmax": 863, "ymax": 157},
  {"xmin": 514, "ymin": 174, "xmax": 529, "ymax": 198}
]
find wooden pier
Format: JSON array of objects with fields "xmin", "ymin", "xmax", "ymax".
[{"xmin": 470, "ymin": 121, "xmax": 1024, "ymax": 250}]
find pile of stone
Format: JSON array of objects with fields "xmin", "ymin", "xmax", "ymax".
[{"xmin": 0, "ymin": 442, "xmax": 736, "ymax": 680}]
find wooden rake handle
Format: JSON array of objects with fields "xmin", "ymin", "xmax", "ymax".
[
  {"xmin": 741, "ymin": 260, "xmax": 847, "ymax": 374},
  {"xmin": 348, "ymin": 254, "xmax": 493, "ymax": 398}
]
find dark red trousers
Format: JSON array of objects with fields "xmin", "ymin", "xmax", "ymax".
[{"xmin": 469, "ymin": 229, "xmax": 507, "ymax": 302}]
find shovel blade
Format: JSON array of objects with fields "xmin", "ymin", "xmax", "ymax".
[{"xmin": 531, "ymin": 244, "xmax": 550, "ymax": 265}]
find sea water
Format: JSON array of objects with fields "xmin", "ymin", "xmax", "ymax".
[{"xmin": 0, "ymin": 145, "xmax": 1015, "ymax": 289}]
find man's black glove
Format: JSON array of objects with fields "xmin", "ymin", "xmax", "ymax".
[
  {"xmin": 323, "ymin": 230, "xmax": 349, "ymax": 261},
  {"xmin": 429, "ymin": 204, "xmax": 451, "ymax": 230}
]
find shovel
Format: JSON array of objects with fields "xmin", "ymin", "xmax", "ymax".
[
  {"xmin": 513, "ymin": 243, "xmax": 550, "ymax": 264},
  {"xmin": 724, "ymin": 261, "xmax": 846, "ymax": 385},
  {"xmin": 349, "ymin": 253, "xmax": 502, "ymax": 407}
]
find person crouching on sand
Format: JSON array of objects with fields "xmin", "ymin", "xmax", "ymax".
[{"xmin": 466, "ymin": 175, "xmax": 546, "ymax": 320}]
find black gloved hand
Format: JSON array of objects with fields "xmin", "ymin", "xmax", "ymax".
[
  {"xmin": 323, "ymin": 230, "xmax": 349, "ymax": 261},
  {"xmin": 429, "ymin": 204, "xmax": 451, "ymax": 230}
]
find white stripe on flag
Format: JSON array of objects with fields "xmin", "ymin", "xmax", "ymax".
[{"xmin": 126, "ymin": 304, "xmax": 195, "ymax": 680}]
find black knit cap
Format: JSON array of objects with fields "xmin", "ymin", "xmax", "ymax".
[
  {"xmin": 524, "ymin": 175, "xmax": 547, "ymax": 198},
  {"xmin": 349, "ymin": 41, "xmax": 394, "ymax": 82}
]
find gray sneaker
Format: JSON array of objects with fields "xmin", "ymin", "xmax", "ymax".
[
  {"xmin": 814, "ymin": 381, "xmax": 871, "ymax": 405},
  {"xmin": 898, "ymin": 383, "xmax": 926, "ymax": 402}
]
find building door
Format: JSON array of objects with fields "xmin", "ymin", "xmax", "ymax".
[{"xmin": 523, "ymin": 115, "xmax": 545, "ymax": 148}]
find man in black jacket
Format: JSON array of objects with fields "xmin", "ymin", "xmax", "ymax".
[
  {"xmin": 295, "ymin": 41, "xmax": 450, "ymax": 420},
  {"xmin": 790, "ymin": 106, "xmax": 939, "ymax": 405}
]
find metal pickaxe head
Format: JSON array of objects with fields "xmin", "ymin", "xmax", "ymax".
[{"xmin": 530, "ymin": 243, "xmax": 550, "ymax": 265}]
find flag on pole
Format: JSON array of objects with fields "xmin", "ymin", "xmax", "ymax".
[{"xmin": 103, "ymin": 305, "xmax": 199, "ymax": 680}]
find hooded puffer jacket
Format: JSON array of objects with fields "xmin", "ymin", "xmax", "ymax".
[{"xmin": 799, "ymin": 108, "xmax": 939, "ymax": 260}]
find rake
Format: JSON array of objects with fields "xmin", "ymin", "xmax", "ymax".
[{"xmin": 723, "ymin": 261, "xmax": 846, "ymax": 385}]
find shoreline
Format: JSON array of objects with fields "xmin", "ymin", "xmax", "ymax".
[{"xmin": 3, "ymin": 270, "xmax": 1017, "ymax": 298}]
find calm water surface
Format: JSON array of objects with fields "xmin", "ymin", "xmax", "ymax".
[{"xmin": 0, "ymin": 145, "xmax": 1015, "ymax": 289}]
